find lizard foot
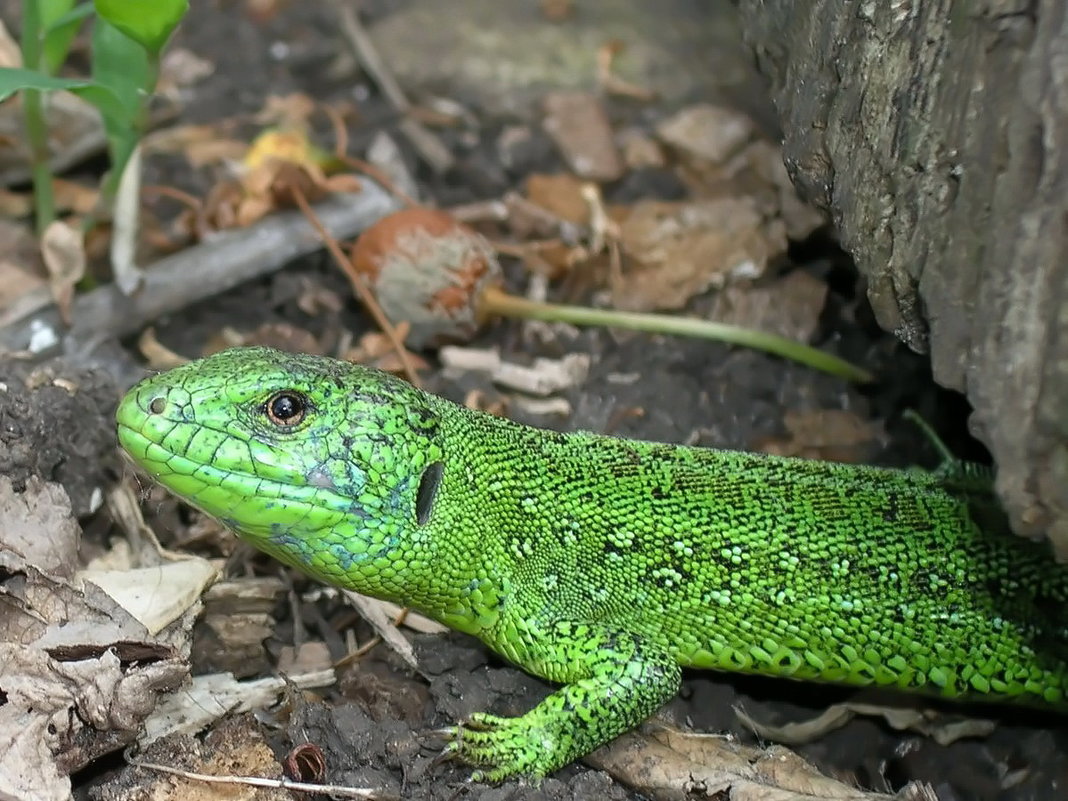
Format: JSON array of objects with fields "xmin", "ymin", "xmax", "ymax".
[{"xmin": 439, "ymin": 712, "xmax": 556, "ymax": 782}]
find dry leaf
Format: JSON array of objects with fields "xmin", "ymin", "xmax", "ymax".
[
  {"xmin": 0, "ymin": 476, "xmax": 80, "ymax": 578},
  {"xmin": 656, "ymin": 103, "xmax": 756, "ymax": 165},
  {"xmin": 525, "ymin": 173, "xmax": 591, "ymax": 225},
  {"xmin": 619, "ymin": 127, "xmax": 666, "ymax": 169},
  {"xmin": 0, "ymin": 18, "xmax": 21, "ymax": 68},
  {"xmin": 277, "ymin": 641, "xmax": 333, "ymax": 675},
  {"xmin": 253, "ymin": 93, "xmax": 318, "ymax": 128},
  {"xmin": 40, "ymin": 220, "xmax": 86, "ymax": 324},
  {"xmin": 143, "ymin": 122, "xmax": 248, "ymax": 167},
  {"xmin": 736, "ymin": 701, "xmax": 997, "ymax": 748},
  {"xmin": 586, "ymin": 723, "xmax": 924, "ymax": 800},
  {"xmin": 0, "ymin": 186, "xmax": 33, "ymax": 217},
  {"xmin": 53, "ymin": 179, "xmax": 99, "ymax": 215},
  {"xmin": 758, "ymin": 409, "xmax": 885, "ymax": 463},
  {"xmin": 158, "ymin": 47, "xmax": 215, "ymax": 90},
  {"xmin": 224, "ymin": 322, "xmax": 325, "ymax": 356},
  {"xmin": 540, "ymin": 0, "xmax": 574, "ymax": 22},
  {"xmin": 542, "ymin": 91, "xmax": 624, "ymax": 182},
  {"xmin": 708, "ymin": 270, "xmax": 829, "ymax": 343},
  {"xmin": 0, "ymin": 218, "xmax": 47, "ymax": 314},
  {"xmin": 745, "ymin": 139, "xmax": 828, "ymax": 240},
  {"xmin": 196, "ymin": 129, "xmax": 361, "ymax": 231},
  {"xmin": 0, "ymin": 509, "xmax": 188, "ymax": 800},
  {"xmin": 194, "ymin": 577, "xmax": 287, "ymax": 678},
  {"xmin": 344, "ymin": 323, "xmax": 429, "ymax": 374},
  {"xmin": 137, "ymin": 327, "xmax": 191, "ymax": 370},
  {"xmin": 80, "ymin": 560, "xmax": 219, "ymax": 636},
  {"xmin": 614, "ymin": 198, "xmax": 786, "ymax": 311}
]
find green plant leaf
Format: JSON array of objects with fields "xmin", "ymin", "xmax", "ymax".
[
  {"xmin": 90, "ymin": 19, "xmax": 153, "ymax": 200},
  {"xmin": 0, "ymin": 67, "xmax": 91, "ymax": 101},
  {"xmin": 43, "ymin": 2, "xmax": 94, "ymax": 73},
  {"xmin": 39, "ymin": 0, "xmax": 77, "ymax": 27},
  {"xmin": 91, "ymin": 18, "xmax": 150, "ymax": 117},
  {"xmin": 70, "ymin": 82, "xmax": 131, "ymax": 127},
  {"xmin": 93, "ymin": 0, "xmax": 188, "ymax": 54},
  {"xmin": 0, "ymin": 67, "xmax": 128, "ymax": 127}
]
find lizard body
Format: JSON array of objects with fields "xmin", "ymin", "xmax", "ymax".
[{"xmin": 116, "ymin": 347, "xmax": 1068, "ymax": 780}]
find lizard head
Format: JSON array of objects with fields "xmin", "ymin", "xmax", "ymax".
[{"xmin": 116, "ymin": 346, "xmax": 445, "ymax": 592}]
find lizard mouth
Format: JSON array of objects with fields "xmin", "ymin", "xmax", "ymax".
[
  {"xmin": 116, "ymin": 421, "xmax": 356, "ymax": 533},
  {"xmin": 117, "ymin": 420, "xmax": 266, "ymax": 507},
  {"xmin": 117, "ymin": 420, "xmax": 399, "ymax": 581}
]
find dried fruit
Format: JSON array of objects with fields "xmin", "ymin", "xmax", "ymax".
[{"xmin": 348, "ymin": 208, "xmax": 872, "ymax": 382}]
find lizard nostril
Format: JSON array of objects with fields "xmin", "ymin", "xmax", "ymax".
[{"xmin": 149, "ymin": 396, "xmax": 167, "ymax": 414}]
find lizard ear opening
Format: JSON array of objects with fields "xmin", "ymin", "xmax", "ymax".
[{"xmin": 416, "ymin": 461, "xmax": 444, "ymax": 525}]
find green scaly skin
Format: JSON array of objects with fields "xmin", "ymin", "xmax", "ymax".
[{"xmin": 116, "ymin": 347, "xmax": 1068, "ymax": 781}]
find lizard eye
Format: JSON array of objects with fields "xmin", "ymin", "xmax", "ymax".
[{"xmin": 264, "ymin": 391, "xmax": 308, "ymax": 426}]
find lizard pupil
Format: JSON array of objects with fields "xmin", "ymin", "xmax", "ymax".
[{"xmin": 266, "ymin": 392, "xmax": 307, "ymax": 426}]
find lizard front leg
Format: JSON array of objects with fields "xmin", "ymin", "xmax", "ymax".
[{"xmin": 442, "ymin": 621, "xmax": 682, "ymax": 781}]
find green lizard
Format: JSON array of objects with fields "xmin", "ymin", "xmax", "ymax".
[{"xmin": 116, "ymin": 346, "xmax": 1068, "ymax": 781}]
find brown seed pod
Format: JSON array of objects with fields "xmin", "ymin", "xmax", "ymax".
[
  {"xmin": 349, "ymin": 209, "xmax": 872, "ymax": 383},
  {"xmin": 350, "ymin": 207, "xmax": 502, "ymax": 348}
]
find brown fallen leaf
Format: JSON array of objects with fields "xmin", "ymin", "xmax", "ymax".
[
  {"xmin": 540, "ymin": 0, "xmax": 574, "ymax": 22},
  {"xmin": 158, "ymin": 46, "xmax": 215, "ymax": 92},
  {"xmin": 758, "ymin": 408, "xmax": 885, "ymax": 464},
  {"xmin": 0, "ymin": 475, "xmax": 80, "ymax": 578},
  {"xmin": 253, "ymin": 92, "xmax": 318, "ymax": 129},
  {"xmin": 656, "ymin": 104, "xmax": 827, "ymax": 243},
  {"xmin": 195, "ymin": 578, "xmax": 288, "ymax": 678},
  {"xmin": 119, "ymin": 716, "xmax": 293, "ymax": 801},
  {"xmin": 739, "ymin": 700, "xmax": 995, "ymax": 751},
  {"xmin": 525, "ymin": 172, "xmax": 592, "ymax": 225},
  {"xmin": 656, "ymin": 103, "xmax": 756, "ymax": 166},
  {"xmin": 541, "ymin": 90, "xmax": 624, "ymax": 182},
  {"xmin": 0, "ymin": 186, "xmax": 33, "ymax": 216},
  {"xmin": 137, "ymin": 327, "xmax": 191, "ymax": 370},
  {"xmin": 0, "ymin": 484, "xmax": 189, "ymax": 801},
  {"xmin": 210, "ymin": 322, "xmax": 327, "ymax": 357},
  {"xmin": 343, "ymin": 322, "xmax": 429, "ymax": 374},
  {"xmin": 192, "ymin": 128, "xmax": 362, "ymax": 233},
  {"xmin": 0, "ymin": 218, "xmax": 47, "ymax": 315},
  {"xmin": 619, "ymin": 127, "xmax": 667, "ymax": 169},
  {"xmin": 587, "ymin": 722, "xmax": 935, "ymax": 800},
  {"xmin": 597, "ymin": 39, "xmax": 657, "ymax": 101},
  {"xmin": 744, "ymin": 139, "xmax": 828, "ymax": 241},
  {"xmin": 736, "ymin": 701, "xmax": 996, "ymax": 748},
  {"xmin": 142, "ymin": 122, "xmax": 248, "ymax": 167},
  {"xmin": 613, "ymin": 197, "xmax": 786, "ymax": 312},
  {"xmin": 40, "ymin": 219, "xmax": 86, "ymax": 325},
  {"xmin": 708, "ymin": 270, "xmax": 829, "ymax": 343}
]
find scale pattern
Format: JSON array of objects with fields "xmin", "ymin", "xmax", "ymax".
[{"xmin": 116, "ymin": 347, "xmax": 1068, "ymax": 780}]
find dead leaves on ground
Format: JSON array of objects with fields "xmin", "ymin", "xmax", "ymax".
[{"xmin": 0, "ymin": 477, "xmax": 192, "ymax": 801}]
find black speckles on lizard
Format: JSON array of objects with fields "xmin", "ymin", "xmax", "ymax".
[{"xmin": 116, "ymin": 346, "xmax": 1068, "ymax": 781}]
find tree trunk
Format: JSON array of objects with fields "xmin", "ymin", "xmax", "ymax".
[{"xmin": 735, "ymin": 0, "xmax": 1068, "ymax": 556}]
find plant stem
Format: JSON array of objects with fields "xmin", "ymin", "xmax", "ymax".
[
  {"xmin": 24, "ymin": 90, "xmax": 55, "ymax": 235},
  {"xmin": 481, "ymin": 286, "xmax": 874, "ymax": 384}
]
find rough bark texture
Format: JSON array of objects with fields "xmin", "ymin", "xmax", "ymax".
[{"xmin": 735, "ymin": 0, "xmax": 1068, "ymax": 556}]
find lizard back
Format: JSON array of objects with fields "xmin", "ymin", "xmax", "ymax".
[{"xmin": 429, "ymin": 400, "xmax": 1068, "ymax": 707}]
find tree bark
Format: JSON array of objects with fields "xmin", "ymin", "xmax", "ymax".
[{"xmin": 735, "ymin": 0, "xmax": 1068, "ymax": 556}]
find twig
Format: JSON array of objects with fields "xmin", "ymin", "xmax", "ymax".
[
  {"xmin": 289, "ymin": 187, "xmax": 421, "ymax": 387},
  {"xmin": 0, "ymin": 184, "xmax": 400, "ymax": 357},
  {"xmin": 329, "ymin": 0, "xmax": 455, "ymax": 173},
  {"xmin": 125, "ymin": 754, "xmax": 395, "ymax": 800},
  {"xmin": 581, "ymin": 182, "xmax": 624, "ymax": 294},
  {"xmin": 321, "ymin": 103, "xmax": 419, "ymax": 207}
]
